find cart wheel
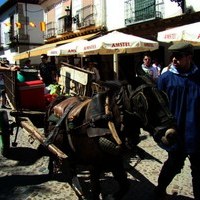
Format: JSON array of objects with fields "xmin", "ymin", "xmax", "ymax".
[{"xmin": 0, "ymin": 110, "xmax": 10, "ymax": 157}]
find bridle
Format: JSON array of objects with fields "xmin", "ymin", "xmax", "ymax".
[{"xmin": 115, "ymin": 80, "xmax": 175, "ymax": 138}]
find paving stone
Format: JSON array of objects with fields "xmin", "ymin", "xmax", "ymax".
[{"xmin": 0, "ymin": 118, "xmax": 194, "ymax": 200}]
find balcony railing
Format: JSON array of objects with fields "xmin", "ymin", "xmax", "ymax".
[{"xmin": 125, "ymin": 11, "xmax": 162, "ymax": 25}]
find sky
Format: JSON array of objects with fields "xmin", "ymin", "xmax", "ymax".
[{"xmin": 0, "ymin": 0, "xmax": 7, "ymax": 7}]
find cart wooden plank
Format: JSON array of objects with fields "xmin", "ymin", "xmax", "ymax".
[
  {"xmin": 2, "ymin": 63, "xmax": 95, "ymax": 160},
  {"xmin": 58, "ymin": 62, "xmax": 94, "ymax": 96}
]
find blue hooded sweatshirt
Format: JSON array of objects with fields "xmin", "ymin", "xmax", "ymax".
[{"xmin": 157, "ymin": 64, "xmax": 200, "ymax": 153}]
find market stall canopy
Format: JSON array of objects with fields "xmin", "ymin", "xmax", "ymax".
[
  {"xmin": 77, "ymin": 30, "xmax": 159, "ymax": 79},
  {"xmin": 47, "ymin": 39, "xmax": 88, "ymax": 56},
  {"xmin": 77, "ymin": 30, "xmax": 159, "ymax": 55},
  {"xmin": 157, "ymin": 22, "xmax": 200, "ymax": 45},
  {"xmin": 14, "ymin": 43, "xmax": 56, "ymax": 60}
]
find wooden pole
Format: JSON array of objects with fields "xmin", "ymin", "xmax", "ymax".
[
  {"xmin": 105, "ymin": 96, "xmax": 122, "ymax": 145},
  {"xmin": 20, "ymin": 117, "xmax": 67, "ymax": 159}
]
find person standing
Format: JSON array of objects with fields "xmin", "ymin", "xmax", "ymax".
[
  {"xmin": 0, "ymin": 59, "xmax": 19, "ymax": 108},
  {"xmin": 152, "ymin": 58, "xmax": 161, "ymax": 78},
  {"xmin": 161, "ymin": 63, "xmax": 171, "ymax": 74},
  {"xmin": 141, "ymin": 53, "xmax": 158, "ymax": 81},
  {"xmin": 156, "ymin": 42, "xmax": 200, "ymax": 200},
  {"xmin": 23, "ymin": 59, "xmax": 32, "ymax": 69},
  {"xmin": 86, "ymin": 61, "xmax": 100, "ymax": 82},
  {"xmin": 38, "ymin": 54, "xmax": 57, "ymax": 86}
]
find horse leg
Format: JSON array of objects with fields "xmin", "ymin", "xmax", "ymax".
[
  {"xmin": 90, "ymin": 167, "xmax": 101, "ymax": 200},
  {"xmin": 47, "ymin": 156, "xmax": 59, "ymax": 178},
  {"xmin": 61, "ymin": 160, "xmax": 87, "ymax": 200},
  {"xmin": 112, "ymin": 158, "xmax": 129, "ymax": 200}
]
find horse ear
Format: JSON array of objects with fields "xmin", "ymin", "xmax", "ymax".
[
  {"xmin": 136, "ymin": 63, "xmax": 155, "ymax": 85},
  {"xmin": 136, "ymin": 63, "xmax": 146, "ymax": 76}
]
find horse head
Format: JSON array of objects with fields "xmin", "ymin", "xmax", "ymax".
[
  {"xmin": 101, "ymin": 76, "xmax": 177, "ymax": 149},
  {"xmin": 129, "ymin": 76, "xmax": 177, "ymax": 147}
]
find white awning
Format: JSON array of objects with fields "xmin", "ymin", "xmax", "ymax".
[
  {"xmin": 14, "ymin": 43, "xmax": 56, "ymax": 60},
  {"xmin": 14, "ymin": 33, "xmax": 99, "ymax": 60},
  {"xmin": 47, "ymin": 39, "xmax": 89, "ymax": 56},
  {"xmin": 157, "ymin": 22, "xmax": 200, "ymax": 45}
]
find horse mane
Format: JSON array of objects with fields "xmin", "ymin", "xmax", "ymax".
[{"xmin": 100, "ymin": 80, "xmax": 122, "ymax": 90}]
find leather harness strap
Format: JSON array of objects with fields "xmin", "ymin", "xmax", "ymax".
[{"xmin": 44, "ymin": 102, "xmax": 78, "ymax": 147}]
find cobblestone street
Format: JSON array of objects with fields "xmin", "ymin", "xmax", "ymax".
[{"xmin": 0, "ymin": 114, "xmax": 195, "ymax": 200}]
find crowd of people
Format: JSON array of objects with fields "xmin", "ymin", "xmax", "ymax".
[{"xmin": 0, "ymin": 41, "xmax": 199, "ymax": 200}]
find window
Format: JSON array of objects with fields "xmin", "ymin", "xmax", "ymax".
[{"xmin": 135, "ymin": 0, "xmax": 155, "ymax": 21}]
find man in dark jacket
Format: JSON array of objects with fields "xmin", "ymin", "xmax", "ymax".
[
  {"xmin": 38, "ymin": 54, "xmax": 56, "ymax": 86},
  {"xmin": 156, "ymin": 42, "xmax": 200, "ymax": 200}
]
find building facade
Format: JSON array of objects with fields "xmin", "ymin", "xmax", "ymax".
[
  {"xmin": 0, "ymin": 0, "xmax": 200, "ymax": 69},
  {"xmin": 0, "ymin": 0, "xmax": 44, "ymax": 64}
]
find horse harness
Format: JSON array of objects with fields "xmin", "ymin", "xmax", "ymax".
[{"xmin": 44, "ymin": 94, "xmax": 121, "ymax": 149}]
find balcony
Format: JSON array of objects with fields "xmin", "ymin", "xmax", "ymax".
[
  {"xmin": 57, "ymin": 15, "xmax": 72, "ymax": 35},
  {"xmin": 125, "ymin": 0, "xmax": 164, "ymax": 26},
  {"xmin": 74, "ymin": 5, "xmax": 96, "ymax": 29},
  {"xmin": 5, "ymin": 31, "xmax": 29, "ymax": 45},
  {"xmin": 44, "ymin": 21, "xmax": 56, "ymax": 39}
]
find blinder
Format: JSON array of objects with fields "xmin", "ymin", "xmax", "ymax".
[
  {"xmin": 131, "ymin": 91, "xmax": 148, "ymax": 126},
  {"xmin": 129, "ymin": 84, "xmax": 152, "ymax": 126},
  {"xmin": 151, "ymin": 87, "xmax": 174, "ymax": 125}
]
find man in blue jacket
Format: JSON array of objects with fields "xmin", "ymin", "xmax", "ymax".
[{"xmin": 156, "ymin": 42, "xmax": 200, "ymax": 200}]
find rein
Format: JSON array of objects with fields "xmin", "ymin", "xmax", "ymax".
[{"xmin": 151, "ymin": 87, "xmax": 174, "ymax": 123}]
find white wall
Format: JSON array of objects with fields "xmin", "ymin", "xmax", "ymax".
[
  {"xmin": 163, "ymin": 0, "xmax": 200, "ymax": 18},
  {"xmin": 186, "ymin": 0, "xmax": 200, "ymax": 12},
  {"xmin": 164, "ymin": 0, "xmax": 182, "ymax": 18},
  {"xmin": 18, "ymin": 3, "xmax": 44, "ymax": 44},
  {"xmin": 105, "ymin": 0, "xmax": 125, "ymax": 31},
  {"xmin": 93, "ymin": 0, "xmax": 106, "ymax": 27},
  {"xmin": 71, "ymin": 0, "xmax": 82, "ymax": 31}
]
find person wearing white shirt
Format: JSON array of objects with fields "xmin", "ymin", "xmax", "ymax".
[
  {"xmin": 141, "ymin": 54, "xmax": 157, "ymax": 81},
  {"xmin": 86, "ymin": 61, "xmax": 100, "ymax": 82}
]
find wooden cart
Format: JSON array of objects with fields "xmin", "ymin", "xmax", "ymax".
[{"xmin": 0, "ymin": 62, "xmax": 95, "ymax": 160}]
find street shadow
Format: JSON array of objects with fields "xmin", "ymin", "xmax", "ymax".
[
  {"xmin": 74, "ymin": 167, "xmax": 194, "ymax": 200},
  {"xmin": 120, "ymin": 149, "xmax": 194, "ymax": 200},
  {"xmin": 123, "ymin": 146, "xmax": 163, "ymax": 169},
  {"xmin": 2, "ymin": 147, "xmax": 42, "ymax": 166},
  {"xmin": 0, "ymin": 174, "xmax": 50, "ymax": 199},
  {"xmin": 121, "ymin": 165, "xmax": 194, "ymax": 200},
  {"xmin": 0, "ymin": 174, "xmax": 49, "ymax": 189}
]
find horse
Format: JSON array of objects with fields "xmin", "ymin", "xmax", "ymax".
[{"xmin": 42, "ymin": 74, "xmax": 177, "ymax": 200}]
